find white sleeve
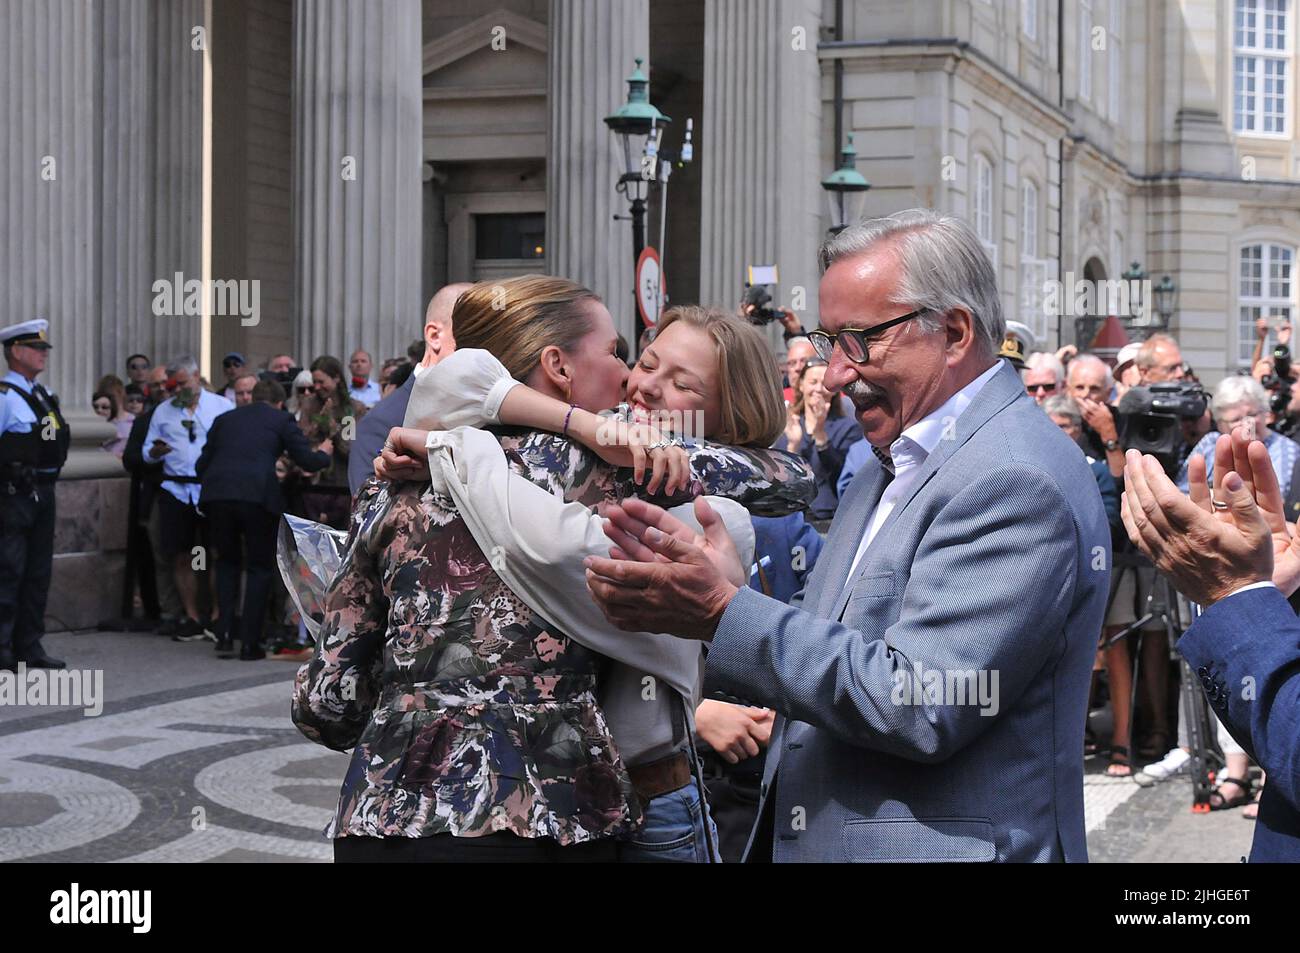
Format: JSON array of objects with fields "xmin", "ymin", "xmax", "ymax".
[
  {"xmin": 425, "ymin": 427, "xmax": 757, "ymax": 704},
  {"xmin": 403, "ymin": 348, "xmax": 521, "ymax": 430}
]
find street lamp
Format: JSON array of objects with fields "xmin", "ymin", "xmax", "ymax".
[
  {"xmin": 820, "ymin": 133, "xmax": 870, "ymax": 234},
  {"xmin": 1152, "ymin": 275, "xmax": 1178, "ymax": 327},
  {"xmin": 604, "ymin": 58, "xmax": 671, "ymax": 267}
]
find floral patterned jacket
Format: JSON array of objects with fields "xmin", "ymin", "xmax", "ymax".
[{"xmin": 292, "ymin": 428, "xmax": 813, "ymax": 844}]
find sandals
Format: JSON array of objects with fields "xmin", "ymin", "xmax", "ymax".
[
  {"xmin": 1105, "ymin": 746, "xmax": 1133, "ymax": 778},
  {"xmin": 1208, "ymin": 776, "xmax": 1253, "ymax": 811}
]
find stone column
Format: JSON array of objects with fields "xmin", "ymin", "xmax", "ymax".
[
  {"xmin": 1, "ymin": 0, "xmax": 100, "ymax": 401},
  {"xmin": 99, "ymin": 0, "xmax": 154, "ymax": 376},
  {"xmin": 292, "ymin": 0, "xmax": 423, "ymax": 367},
  {"xmin": 148, "ymin": 0, "xmax": 205, "ymax": 368},
  {"xmin": 698, "ymin": 0, "xmax": 823, "ymax": 331},
  {"xmin": 546, "ymin": 0, "xmax": 649, "ymax": 345}
]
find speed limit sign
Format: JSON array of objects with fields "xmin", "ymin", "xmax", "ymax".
[{"xmin": 636, "ymin": 247, "xmax": 662, "ymax": 328}]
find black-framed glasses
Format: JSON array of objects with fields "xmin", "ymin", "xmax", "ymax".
[{"xmin": 807, "ymin": 308, "xmax": 931, "ymax": 364}]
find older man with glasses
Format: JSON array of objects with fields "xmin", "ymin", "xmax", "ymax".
[
  {"xmin": 1020, "ymin": 352, "xmax": 1065, "ymax": 406},
  {"xmin": 585, "ymin": 209, "xmax": 1111, "ymax": 862}
]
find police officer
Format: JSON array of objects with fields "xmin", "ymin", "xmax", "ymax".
[{"xmin": 0, "ymin": 319, "xmax": 69, "ymax": 671}]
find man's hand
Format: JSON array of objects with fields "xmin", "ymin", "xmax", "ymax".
[
  {"xmin": 1120, "ymin": 447, "xmax": 1273, "ymax": 606},
  {"xmin": 778, "ymin": 307, "xmax": 803, "ymax": 337},
  {"xmin": 1077, "ymin": 397, "xmax": 1118, "ymax": 443},
  {"xmin": 149, "ymin": 439, "xmax": 172, "ymax": 459},
  {"xmin": 1278, "ymin": 321, "xmax": 1293, "ymax": 347},
  {"xmin": 1188, "ymin": 429, "xmax": 1300, "ymax": 597},
  {"xmin": 584, "ymin": 497, "xmax": 741, "ymax": 641},
  {"xmin": 695, "ymin": 700, "xmax": 774, "ymax": 764},
  {"xmin": 1055, "ymin": 343, "xmax": 1078, "ymax": 366}
]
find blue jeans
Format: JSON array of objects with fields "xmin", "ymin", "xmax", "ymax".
[{"xmin": 619, "ymin": 778, "xmax": 720, "ymax": 863}]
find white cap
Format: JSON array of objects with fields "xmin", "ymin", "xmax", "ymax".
[
  {"xmin": 1003, "ymin": 320, "xmax": 1037, "ymax": 350},
  {"xmin": 0, "ymin": 318, "xmax": 51, "ymax": 348},
  {"xmin": 1115, "ymin": 342, "xmax": 1141, "ymax": 372}
]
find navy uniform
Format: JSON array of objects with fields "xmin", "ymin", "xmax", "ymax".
[{"xmin": 0, "ymin": 320, "xmax": 69, "ymax": 670}]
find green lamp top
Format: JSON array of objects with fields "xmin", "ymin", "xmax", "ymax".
[
  {"xmin": 821, "ymin": 133, "xmax": 870, "ymax": 192},
  {"xmin": 604, "ymin": 58, "xmax": 671, "ymax": 133}
]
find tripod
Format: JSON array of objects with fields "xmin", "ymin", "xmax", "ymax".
[{"xmin": 1103, "ymin": 552, "xmax": 1222, "ymax": 810}]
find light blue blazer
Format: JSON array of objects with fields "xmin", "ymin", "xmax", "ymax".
[{"xmin": 706, "ymin": 361, "xmax": 1111, "ymax": 862}]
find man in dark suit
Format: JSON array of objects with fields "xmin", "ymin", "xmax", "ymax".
[
  {"xmin": 197, "ymin": 379, "xmax": 330, "ymax": 659},
  {"xmin": 348, "ymin": 282, "xmax": 471, "ymax": 495},
  {"xmin": 1121, "ymin": 430, "xmax": 1300, "ymax": 860}
]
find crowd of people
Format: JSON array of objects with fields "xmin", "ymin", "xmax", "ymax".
[
  {"xmin": 107, "ymin": 344, "xmax": 427, "ymax": 660},
  {"xmin": 12, "ymin": 209, "xmax": 1299, "ymax": 863}
]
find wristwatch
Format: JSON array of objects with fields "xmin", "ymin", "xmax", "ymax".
[{"xmin": 1103, "ymin": 438, "xmax": 1120, "ymax": 451}]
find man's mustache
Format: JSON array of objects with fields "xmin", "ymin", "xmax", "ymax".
[{"xmin": 840, "ymin": 379, "xmax": 886, "ymax": 405}]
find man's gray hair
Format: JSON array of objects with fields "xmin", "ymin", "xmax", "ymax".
[
  {"xmin": 166, "ymin": 354, "xmax": 199, "ymax": 376},
  {"xmin": 1022, "ymin": 351, "xmax": 1065, "ymax": 384},
  {"xmin": 1211, "ymin": 375, "xmax": 1269, "ymax": 418},
  {"xmin": 818, "ymin": 208, "xmax": 1005, "ymax": 356},
  {"xmin": 1067, "ymin": 352, "xmax": 1114, "ymax": 391},
  {"xmin": 1041, "ymin": 394, "xmax": 1082, "ymax": 425}
]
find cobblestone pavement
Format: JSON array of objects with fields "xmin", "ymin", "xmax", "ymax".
[{"xmin": 0, "ymin": 630, "xmax": 1261, "ymax": 862}]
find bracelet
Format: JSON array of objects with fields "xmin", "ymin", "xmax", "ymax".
[{"xmin": 562, "ymin": 403, "xmax": 578, "ymax": 437}]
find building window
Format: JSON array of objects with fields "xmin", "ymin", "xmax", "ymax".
[
  {"xmin": 1019, "ymin": 181, "xmax": 1048, "ymax": 342},
  {"xmin": 1235, "ymin": 0, "xmax": 1291, "ymax": 135},
  {"xmin": 1080, "ymin": 0, "xmax": 1093, "ymax": 103},
  {"xmin": 1022, "ymin": 0, "xmax": 1037, "ymax": 40},
  {"xmin": 973, "ymin": 154, "xmax": 997, "ymax": 271},
  {"xmin": 1238, "ymin": 242, "xmax": 1295, "ymax": 366},
  {"xmin": 1020, "ymin": 180, "xmax": 1039, "ymax": 257}
]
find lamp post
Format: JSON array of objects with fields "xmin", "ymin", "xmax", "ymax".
[
  {"xmin": 1119, "ymin": 261, "xmax": 1176, "ymax": 337},
  {"xmin": 820, "ymin": 133, "xmax": 870, "ymax": 234},
  {"xmin": 1152, "ymin": 274, "xmax": 1178, "ymax": 329},
  {"xmin": 604, "ymin": 58, "xmax": 671, "ymax": 271}
]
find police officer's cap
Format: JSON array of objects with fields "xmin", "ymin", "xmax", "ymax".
[{"xmin": 0, "ymin": 319, "xmax": 52, "ymax": 350}]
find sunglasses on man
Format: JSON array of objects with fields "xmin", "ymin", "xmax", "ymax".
[
  {"xmin": 1026, "ymin": 382, "xmax": 1057, "ymax": 395},
  {"xmin": 807, "ymin": 308, "xmax": 932, "ymax": 364}
]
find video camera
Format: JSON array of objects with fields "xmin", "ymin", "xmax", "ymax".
[
  {"xmin": 1260, "ymin": 343, "xmax": 1293, "ymax": 417},
  {"xmin": 1117, "ymin": 381, "xmax": 1208, "ymax": 476},
  {"xmin": 259, "ymin": 367, "xmax": 301, "ymax": 389},
  {"xmin": 741, "ymin": 264, "xmax": 782, "ymax": 327}
]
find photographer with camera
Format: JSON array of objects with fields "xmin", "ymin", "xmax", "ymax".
[
  {"xmin": 1109, "ymin": 340, "xmax": 1209, "ymax": 776},
  {"xmin": 740, "ymin": 282, "xmax": 806, "ymax": 342},
  {"xmin": 1253, "ymin": 319, "xmax": 1300, "ymax": 441}
]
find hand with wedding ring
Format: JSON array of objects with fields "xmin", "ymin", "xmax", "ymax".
[
  {"xmin": 374, "ymin": 427, "xmax": 432, "ymax": 482},
  {"xmin": 1120, "ymin": 431, "xmax": 1276, "ymax": 605},
  {"xmin": 592, "ymin": 417, "xmax": 691, "ymax": 496}
]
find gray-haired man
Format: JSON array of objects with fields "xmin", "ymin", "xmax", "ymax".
[
  {"xmin": 143, "ymin": 355, "xmax": 233, "ymax": 640},
  {"xmin": 586, "ymin": 209, "xmax": 1111, "ymax": 861}
]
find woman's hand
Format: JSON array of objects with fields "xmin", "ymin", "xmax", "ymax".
[
  {"xmin": 805, "ymin": 391, "xmax": 831, "ymax": 443},
  {"xmin": 695, "ymin": 700, "xmax": 775, "ymax": 764},
  {"xmin": 374, "ymin": 426, "xmax": 432, "ymax": 482},
  {"xmin": 784, "ymin": 410, "xmax": 804, "ymax": 453},
  {"xmin": 592, "ymin": 417, "xmax": 691, "ymax": 496}
]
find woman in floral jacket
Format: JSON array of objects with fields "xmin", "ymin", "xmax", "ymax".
[{"xmin": 294, "ymin": 278, "xmax": 812, "ymax": 862}]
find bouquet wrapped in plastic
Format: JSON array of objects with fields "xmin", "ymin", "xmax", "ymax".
[{"xmin": 276, "ymin": 514, "xmax": 349, "ymax": 637}]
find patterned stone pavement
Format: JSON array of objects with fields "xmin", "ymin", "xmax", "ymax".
[{"xmin": 0, "ymin": 629, "xmax": 1260, "ymax": 862}]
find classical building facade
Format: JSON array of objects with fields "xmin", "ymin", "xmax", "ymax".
[{"xmin": 3, "ymin": 0, "xmax": 1298, "ymax": 624}]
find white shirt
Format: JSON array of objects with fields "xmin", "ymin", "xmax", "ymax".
[
  {"xmin": 144, "ymin": 389, "xmax": 234, "ymax": 505},
  {"xmin": 845, "ymin": 362, "xmax": 1003, "ymax": 583},
  {"xmin": 349, "ymin": 380, "xmax": 382, "ymax": 407}
]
